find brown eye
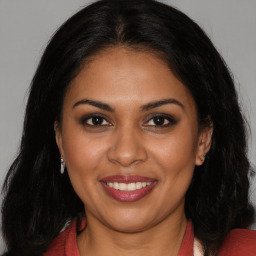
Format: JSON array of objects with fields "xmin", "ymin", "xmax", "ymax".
[
  {"xmin": 90, "ymin": 116, "xmax": 104, "ymax": 125},
  {"xmin": 152, "ymin": 116, "xmax": 166, "ymax": 126},
  {"xmin": 82, "ymin": 115, "xmax": 111, "ymax": 126},
  {"xmin": 144, "ymin": 114, "xmax": 178, "ymax": 127}
]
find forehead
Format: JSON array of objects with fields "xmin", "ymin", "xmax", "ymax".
[{"xmin": 65, "ymin": 46, "xmax": 195, "ymax": 111}]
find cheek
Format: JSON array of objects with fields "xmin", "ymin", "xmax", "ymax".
[
  {"xmin": 148, "ymin": 127, "xmax": 197, "ymax": 202},
  {"xmin": 150, "ymin": 127, "xmax": 198, "ymax": 172},
  {"xmin": 61, "ymin": 131, "xmax": 109, "ymax": 204},
  {"xmin": 61, "ymin": 129, "xmax": 107, "ymax": 177},
  {"xmin": 152, "ymin": 131, "xmax": 197, "ymax": 202}
]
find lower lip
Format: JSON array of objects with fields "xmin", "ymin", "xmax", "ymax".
[{"xmin": 101, "ymin": 182, "xmax": 157, "ymax": 202}]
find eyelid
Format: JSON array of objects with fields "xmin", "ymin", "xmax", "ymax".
[
  {"xmin": 143, "ymin": 113, "xmax": 178, "ymax": 127},
  {"xmin": 80, "ymin": 113, "xmax": 113, "ymax": 126}
]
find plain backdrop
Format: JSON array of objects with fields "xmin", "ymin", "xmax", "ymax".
[{"xmin": 0, "ymin": 0, "xmax": 255, "ymax": 252}]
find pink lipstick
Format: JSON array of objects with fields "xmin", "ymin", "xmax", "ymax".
[{"xmin": 100, "ymin": 175, "xmax": 157, "ymax": 202}]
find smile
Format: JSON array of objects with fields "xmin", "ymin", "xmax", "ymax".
[
  {"xmin": 100, "ymin": 175, "xmax": 157, "ymax": 202},
  {"xmin": 106, "ymin": 182, "xmax": 152, "ymax": 191}
]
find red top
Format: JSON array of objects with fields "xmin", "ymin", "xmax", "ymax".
[{"xmin": 43, "ymin": 219, "xmax": 256, "ymax": 256}]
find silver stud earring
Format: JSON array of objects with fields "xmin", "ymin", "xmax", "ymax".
[{"xmin": 60, "ymin": 158, "xmax": 65, "ymax": 174}]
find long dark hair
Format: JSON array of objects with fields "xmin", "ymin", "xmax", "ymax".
[{"xmin": 2, "ymin": 0, "xmax": 254, "ymax": 255}]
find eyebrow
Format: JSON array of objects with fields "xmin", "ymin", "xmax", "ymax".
[
  {"xmin": 73, "ymin": 99, "xmax": 114, "ymax": 112},
  {"xmin": 72, "ymin": 98, "xmax": 184, "ymax": 112},
  {"xmin": 141, "ymin": 99, "xmax": 184, "ymax": 111}
]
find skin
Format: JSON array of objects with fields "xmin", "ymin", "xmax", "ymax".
[{"xmin": 55, "ymin": 46, "xmax": 212, "ymax": 256}]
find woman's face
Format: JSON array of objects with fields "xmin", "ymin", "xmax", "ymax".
[{"xmin": 55, "ymin": 47, "xmax": 211, "ymax": 232}]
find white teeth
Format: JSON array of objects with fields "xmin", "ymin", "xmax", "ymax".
[
  {"xmin": 136, "ymin": 182, "xmax": 142, "ymax": 189},
  {"xmin": 113, "ymin": 182, "xmax": 119, "ymax": 189},
  {"xmin": 127, "ymin": 183, "xmax": 136, "ymax": 191},
  {"xmin": 119, "ymin": 183, "xmax": 127, "ymax": 190},
  {"xmin": 106, "ymin": 181, "xmax": 152, "ymax": 191}
]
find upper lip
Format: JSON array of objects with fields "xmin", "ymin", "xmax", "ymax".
[{"xmin": 100, "ymin": 175, "xmax": 156, "ymax": 184}]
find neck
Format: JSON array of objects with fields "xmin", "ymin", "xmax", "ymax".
[{"xmin": 77, "ymin": 212, "xmax": 188, "ymax": 256}]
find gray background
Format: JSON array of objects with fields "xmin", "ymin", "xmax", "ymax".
[{"xmin": 0, "ymin": 0, "xmax": 255, "ymax": 252}]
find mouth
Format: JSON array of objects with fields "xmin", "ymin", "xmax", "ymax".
[{"xmin": 100, "ymin": 175, "xmax": 157, "ymax": 202}]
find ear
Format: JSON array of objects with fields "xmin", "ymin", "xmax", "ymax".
[
  {"xmin": 54, "ymin": 121, "xmax": 65, "ymax": 158},
  {"xmin": 195, "ymin": 125, "xmax": 213, "ymax": 166}
]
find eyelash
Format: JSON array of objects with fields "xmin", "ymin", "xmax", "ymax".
[
  {"xmin": 144, "ymin": 114, "xmax": 178, "ymax": 127},
  {"xmin": 80, "ymin": 113, "xmax": 177, "ymax": 128},
  {"xmin": 81, "ymin": 114, "xmax": 112, "ymax": 127}
]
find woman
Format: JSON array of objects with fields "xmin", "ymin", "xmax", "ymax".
[{"xmin": 2, "ymin": 0, "xmax": 255, "ymax": 255}]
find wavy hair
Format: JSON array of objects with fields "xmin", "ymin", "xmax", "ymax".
[{"xmin": 2, "ymin": 0, "xmax": 254, "ymax": 255}]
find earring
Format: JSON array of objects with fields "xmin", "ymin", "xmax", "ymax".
[
  {"xmin": 199, "ymin": 155, "xmax": 205, "ymax": 163},
  {"xmin": 60, "ymin": 158, "xmax": 65, "ymax": 174}
]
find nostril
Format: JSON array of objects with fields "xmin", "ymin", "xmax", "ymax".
[{"xmin": 107, "ymin": 138, "xmax": 147, "ymax": 167}]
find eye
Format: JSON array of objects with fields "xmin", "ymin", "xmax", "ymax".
[
  {"xmin": 144, "ymin": 114, "xmax": 177, "ymax": 127},
  {"xmin": 81, "ymin": 114, "xmax": 111, "ymax": 126}
]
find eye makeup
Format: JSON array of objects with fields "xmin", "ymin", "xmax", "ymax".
[{"xmin": 143, "ymin": 113, "xmax": 179, "ymax": 128}]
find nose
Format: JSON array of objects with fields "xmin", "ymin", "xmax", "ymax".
[{"xmin": 107, "ymin": 128, "xmax": 148, "ymax": 167}]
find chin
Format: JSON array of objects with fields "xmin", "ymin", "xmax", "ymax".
[
  {"xmin": 108, "ymin": 220, "xmax": 151, "ymax": 233},
  {"xmin": 101, "ymin": 210, "xmax": 158, "ymax": 233}
]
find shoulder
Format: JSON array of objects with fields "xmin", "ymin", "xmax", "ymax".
[
  {"xmin": 43, "ymin": 220, "xmax": 78, "ymax": 256},
  {"xmin": 218, "ymin": 229, "xmax": 256, "ymax": 256}
]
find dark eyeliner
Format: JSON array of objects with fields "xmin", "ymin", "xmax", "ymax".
[
  {"xmin": 80, "ymin": 113, "xmax": 111, "ymax": 126},
  {"xmin": 144, "ymin": 113, "xmax": 178, "ymax": 127}
]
